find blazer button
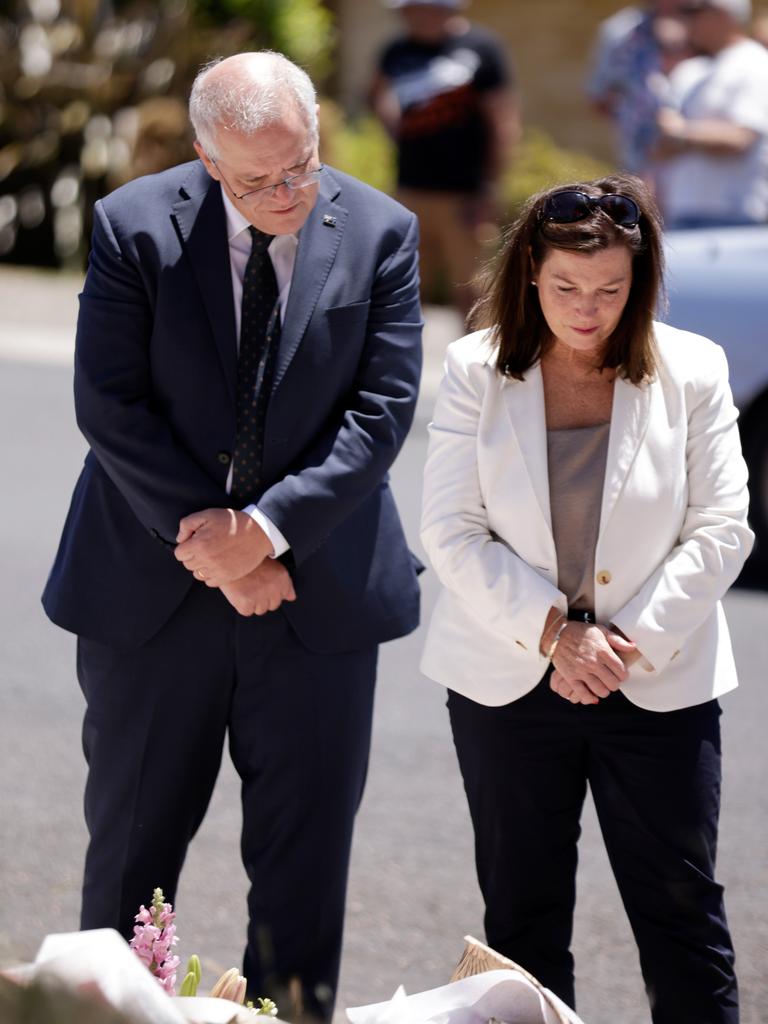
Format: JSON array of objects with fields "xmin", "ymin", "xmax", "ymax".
[
  {"xmin": 217, "ymin": 451, "xmax": 231, "ymax": 465},
  {"xmin": 596, "ymin": 570, "xmax": 612, "ymax": 585}
]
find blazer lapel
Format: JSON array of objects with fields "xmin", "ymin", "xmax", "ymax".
[
  {"xmin": 172, "ymin": 165, "xmax": 237, "ymax": 404},
  {"xmin": 599, "ymin": 374, "xmax": 652, "ymax": 533},
  {"xmin": 273, "ymin": 168, "xmax": 347, "ymax": 389},
  {"xmin": 501, "ymin": 363, "xmax": 653, "ymax": 543},
  {"xmin": 501, "ymin": 363, "xmax": 554, "ymax": 534}
]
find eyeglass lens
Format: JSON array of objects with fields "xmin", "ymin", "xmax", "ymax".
[{"xmin": 241, "ymin": 168, "xmax": 322, "ymax": 202}]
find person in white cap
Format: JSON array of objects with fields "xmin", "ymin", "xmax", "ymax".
[
  {"xmin": 656, "ymin": 0, "xmax": 768, "ymax": 226},
  {"xmin": 586, "ymin": 2, "xmax": 692, "ymax": 179},
  {"xmin": 369, "ymin": 0, "xmax": 519, "ymax": 318}
]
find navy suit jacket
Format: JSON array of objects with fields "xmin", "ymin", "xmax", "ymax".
[{"xmin": 43, "ymin": 160, "xmax": 423, "ymax": 651}]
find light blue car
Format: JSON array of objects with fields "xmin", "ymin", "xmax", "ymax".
[{"xmin": 663, "ymin": 227, "xmax": 768, "ymax": 571}]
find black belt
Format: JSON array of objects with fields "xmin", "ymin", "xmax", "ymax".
[{"xmin": 568, "ymin": 608, "xmax": 596, "ymax": 623}]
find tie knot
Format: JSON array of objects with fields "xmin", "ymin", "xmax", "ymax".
[{"xmin": 248, "ymin": 226, "xmax": 274, "ymax": 257}]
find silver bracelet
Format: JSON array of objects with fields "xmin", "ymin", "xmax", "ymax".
[{"xmin": 545, "ymin": 617, "xmax": 570, "ymax": 661}]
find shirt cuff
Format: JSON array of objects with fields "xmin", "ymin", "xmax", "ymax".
[{"xmin": 243, "ymin": 504, "xmax": 290, "ymax": 558}]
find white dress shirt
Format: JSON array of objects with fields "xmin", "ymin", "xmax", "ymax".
[{"xmin": 221, "ymin": 186, "xmax": 297, "ymax": 557}]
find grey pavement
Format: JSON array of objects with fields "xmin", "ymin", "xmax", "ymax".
[{"xmin": 1, "ymin": 266, "xmax": 766, "ymax": 1024}]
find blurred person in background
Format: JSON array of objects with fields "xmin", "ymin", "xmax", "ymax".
[
  {"xmin": 656, "ymin": 0, "xmax": 768, "ymax": 226},
  {"xmin": 420, "ymin": 174, "xmax": 751, "ymax": 1024},
  {"xmin": 587, "ymin": 3, "xmax": 646, "ymax": 114},
  {"xmin": 752, "ymin": 10, "xmax": 768, "ymax": 46},
  {"xmin": 587, "ymin": 1, "xmax": 692, "ymax": 186},
  {"xmin": 369, "ymin": 0, "xmax": 519, "ymax": 319}
]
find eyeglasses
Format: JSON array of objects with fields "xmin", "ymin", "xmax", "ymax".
[
  {"xmin": 211, "ymin": 157, "xmax": 324, "ymax": 206},
  {"xmin": 539, "ymin": 190, "xmax": 641, "ymax": 228}
]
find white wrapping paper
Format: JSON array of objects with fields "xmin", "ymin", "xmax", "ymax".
[
  {"xmin": 31, "ymin": 928, "xmax": 187, "ymax": 1023},
  {"xmin": 3, "ymin": 928, "xmax": 253, "ymax": 1024},
  {"xmin": 346, "ymin": 969, "xmax": 585, "ymax": 1024}
]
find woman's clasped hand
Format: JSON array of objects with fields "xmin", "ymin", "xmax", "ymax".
[{"xmin": 544, "ymin": 618, "xmax": 638, "ymax": 705}]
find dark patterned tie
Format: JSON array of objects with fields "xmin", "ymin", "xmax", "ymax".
[{"xmin": 231, "ymin": 226, "xmax": 281, "ymax": 503}]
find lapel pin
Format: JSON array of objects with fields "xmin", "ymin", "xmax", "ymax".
[{"xmin": 322, "ymin": 214, "xmax": 337, "ymax": 228}]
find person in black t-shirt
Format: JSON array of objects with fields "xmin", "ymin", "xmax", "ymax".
[{"xmin": 369, "ymin": 0, "xmax": 520, "ymax": 317}]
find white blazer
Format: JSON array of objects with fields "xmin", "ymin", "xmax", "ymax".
[{"xmin": 420, "ymin": 321, "xmax": 753, "ymax": 712}]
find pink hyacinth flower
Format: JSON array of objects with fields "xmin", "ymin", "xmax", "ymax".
[{"xmin": 129, "ymin": 888, "xmax": 181, "ymax": 996}]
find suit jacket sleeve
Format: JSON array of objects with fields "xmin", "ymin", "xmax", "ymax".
[
  {"xmin": 74, "ymin": 200, "xmax": 227, "ymax": 543},
  {"xmin": 611, "ymin": 343, "xmax": 754, "ymax": 671},
  {"xmin": 256, "ymin": 213, "xmax": 423, "ymax": 566}
]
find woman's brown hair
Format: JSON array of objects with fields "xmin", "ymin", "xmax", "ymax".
[{"xmin": 470, "ymin": 174, "xmax": 666, "ymax": 384}]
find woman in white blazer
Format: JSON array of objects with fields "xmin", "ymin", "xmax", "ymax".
[{"xmin": 420, "ymin": 175, "xmax": 752, "ymax": 1024}]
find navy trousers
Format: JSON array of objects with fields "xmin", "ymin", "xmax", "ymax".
[
  {"xmin": 448, "ymin": 673, "xmax": 738, "ymax": 1024},
  {"xmin": 77, "ymin": 581, "xmax": 377, "ymax": 1021}
]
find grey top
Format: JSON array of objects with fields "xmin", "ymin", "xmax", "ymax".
[{"xmin": 546, "ymin": 422, "xmax": 610, "ymax": 612}]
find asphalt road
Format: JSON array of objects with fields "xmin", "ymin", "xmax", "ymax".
[{"xmin": 1, "ymin": 267, "xmax": 766, "ymax": 1024}]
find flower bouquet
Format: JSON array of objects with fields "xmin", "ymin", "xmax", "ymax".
[
  {"xmin": 127, "ymin": 887, "xmax": 280, "ymax": 1024},
  {"xmin": 346, "ymin": 937, "xmax": 585, "ymax": 1024},
  {"xmin": 0, "ymin": 889, "xmax": 282, "ymax": 1024}
]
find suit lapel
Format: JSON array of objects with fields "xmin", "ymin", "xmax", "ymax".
[
  {"xmin": 273, "ymin": 169, "xmax": 347, "ymax": 389},
  {"xmin": 172, "ymin": 165, "xmax": 238, "ymax": 404},
  {"xmin": 501, "ymin": 363, "xmax": 553, "ymax": 534},
  {"xmin": 599, "ymin": 373, "xmax": 652, "ymax": 533},
  {"xmin": 501, "ymin": 362, "xmax": 653, "ymax": 542}
]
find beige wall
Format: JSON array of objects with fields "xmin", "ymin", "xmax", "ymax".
[{"xmin": 334, "ymin": 1, "xmax": 401, "ymax": 113}]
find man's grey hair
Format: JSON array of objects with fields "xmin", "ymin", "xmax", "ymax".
[{"xmin": 189, "ymin": 52, "xmax": 318, "ymax": 159}]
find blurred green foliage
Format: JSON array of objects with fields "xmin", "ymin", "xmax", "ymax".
[
  {"xmin": 190, "ymin": 0, "xmax": 335, "ymax": 78},
  {"xmin": 326, "ymin": 117, "xmax": 612, "ymax": 219},
  {"xmin": 323, "ymin": 109, "xmax": 396, "ymax": 196},
  {"xmin": 271, "ymin": 0, "xmax": 335, "ymax": 79},
  {"xmin": 0, "ymin": 0, "xmax": 336, "ymax": 267},
  {"xmin": 502, "ymin": 128, "xmax": 612, "ymax": 216}
]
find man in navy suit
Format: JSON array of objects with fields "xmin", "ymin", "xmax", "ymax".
[{"xmin": 43, "ymin": 51, "xmax": 422, "ymax": 1021}]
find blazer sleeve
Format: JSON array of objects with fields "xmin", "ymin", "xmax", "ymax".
[
  {"xmin": 256, "ymin": 213, "xmax": 423, "ymax": 566},
  {"xmin": 611, "ymin": 343, "xmax": 754, "ymax": 671},
  {"xmin": 74, "ymin": 200, "xmax": 227, "ymax": 543},
  {"xmin": 420, "ymin": 340, "xmax": 567, "ymax": 655}
]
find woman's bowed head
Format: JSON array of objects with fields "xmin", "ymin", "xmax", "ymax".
[{"xmin": 471, "ymin": 173, "xmax": 665, "ymax": 385}]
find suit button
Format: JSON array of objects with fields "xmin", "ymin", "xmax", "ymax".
[
  {"xmin": 217, "ymin": 451, "xmax": 231, "ymax": 465},
  {"xmin": 596, "ymin": 570, "xmax": 612, "ymax": 585}
]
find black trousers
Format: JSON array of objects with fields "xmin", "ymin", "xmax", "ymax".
[
  {"xmin": 448, "ymin": 672, "xmax": 738, "ymax": 1024},
  {"xmin": 77, "ymin": 582, "xmax": 378, "ymax": 1021}
]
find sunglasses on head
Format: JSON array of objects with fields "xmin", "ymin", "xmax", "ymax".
[{"xmin": 539, "ymin": 190, "xmax": 641, "ymax": 228}]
